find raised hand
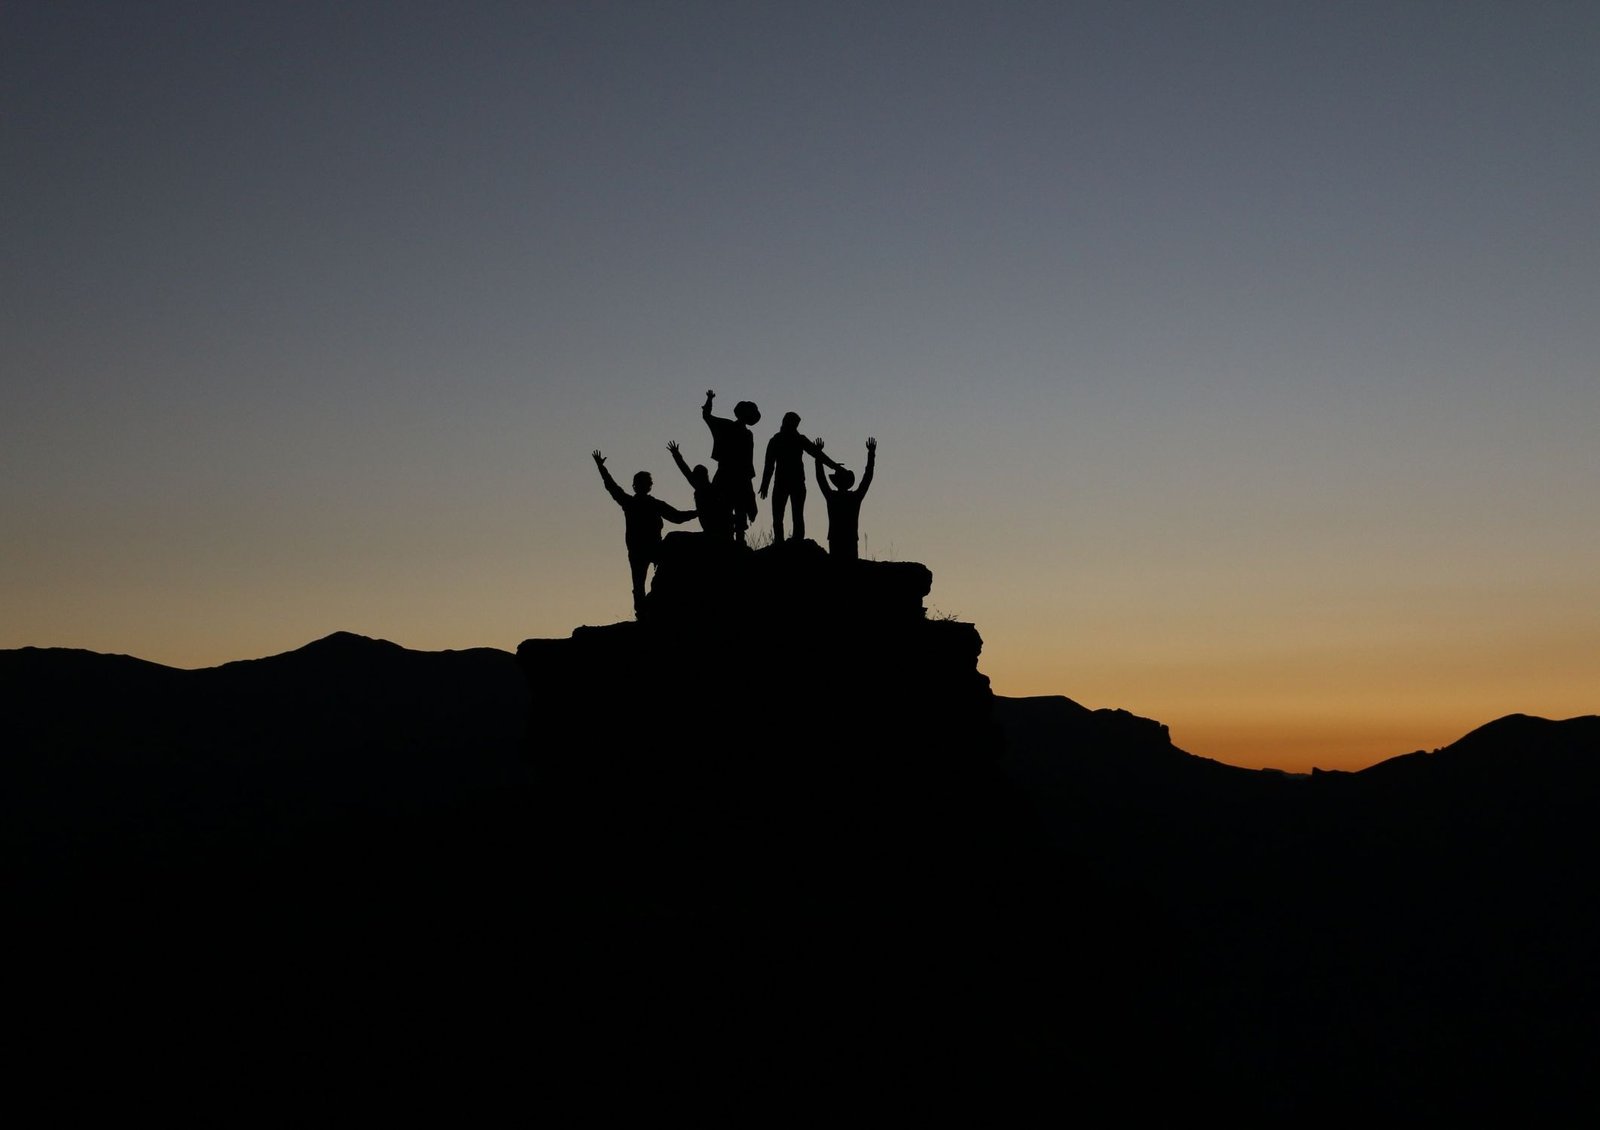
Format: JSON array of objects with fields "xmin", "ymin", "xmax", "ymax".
[
  {"xmin": 705, "ymin": 389, "xmax": 716, "ymax": 401},
  {"xmin": 813, "ymin": 437, "xmax": 825, "ymax": 451},
  {"xmin": 865, "ymin": 436, "xmax": 877, "ymax": 452},
  {"xmin": 592, "ymin": 449, "xmax": 605, "ymax": 466},
  {"xmin": 666, "ymin": 440, "xmax": 679, "ymax": 454}
]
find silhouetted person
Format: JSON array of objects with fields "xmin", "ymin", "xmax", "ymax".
[
  {"xmin": 759, "ymin": 411, "xmax": 844, "ymax": 543},
  {"xmin": 814, "ymin": 436, "xmax": 875, "ymax": 561},
  {"xmin": 701, "ymin": 389, "xmax": 761, "ymax": 546},
  {"xmin": 667, "ymin": 440, "xmax": 732, "ymax": 542},
  {"xmin": 593, "ymin": 449, "xmax": 696, "ymax": 614}
]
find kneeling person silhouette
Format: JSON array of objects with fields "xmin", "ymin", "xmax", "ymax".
[
  {"xmin": 593, "ymin": 449, "xmax": 697, "ymax": 615},
  {"xmin": 667, "ymin": 440, "xmax": 731, "ymax": 542},
  {"xmin": 814, "ymin": 436, "xmax": 875, "ymax": 562}
]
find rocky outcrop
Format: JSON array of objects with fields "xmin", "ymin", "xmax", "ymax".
[
  {"xmin": 513, "ymin": 542, "xmax": 1093, "ymax": 1102},
  {"xmin": 518, "ymin": 537, "xmax": 997, "ymax": 823}
]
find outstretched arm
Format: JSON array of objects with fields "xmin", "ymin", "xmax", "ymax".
[
  {"xmin": 801, "ymin": 435, "xmax": 844, "ymax": 473},
  {"xmin": 593, "ymin": 450, "xmax": 627, "ymax": 507},
  {"xmin": 658, "ymin": 499, "xmax": 697, "ymax": 524},
  {"xmin": 813, "ymin": 439, "xmax": 834, "ymax": 497},
  {"xmin": 667, "ymin": 441, "xmax": 694, "ymax": 485},
  {"xmin": 858, "ymin": 437, "xmax": 876, "ymax": 498}
]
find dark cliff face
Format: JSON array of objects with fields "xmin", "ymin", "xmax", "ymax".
[
  {"xmin": 513, "ymin": 540, "xmax": 1077, "ymax": 1103},
  {"xmin": 520, "ymin": 537, "xmax": 999, "ymax": 863},
  {"xmin": 519, "ymin": 536, "xmax": 996, "ymax": 805}
]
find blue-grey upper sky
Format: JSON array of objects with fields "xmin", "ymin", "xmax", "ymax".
[{"xmin": 5, "ymin": 2, "xmax": 1597, "ymax": 768}]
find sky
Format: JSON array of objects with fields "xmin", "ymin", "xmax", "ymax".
[{"xmin": 4, "ymin": 1, "xmax": 1597, "ymax": 772}]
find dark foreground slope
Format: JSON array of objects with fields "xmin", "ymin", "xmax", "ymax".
[
  {"xmin": 6, "ymin": 547, "xmax": 1598, "ymax": 1116},
  {"xmin": 516, "ymin": 537, "xmax": 1185, "ymax": 1112},
  {"xmin": 996, "ymin": 697, "xmax": 1600, "ymax": 1115},
  {"xmin": 5, "ymin": 634, "xmax": 537, "ymax": 1114}
]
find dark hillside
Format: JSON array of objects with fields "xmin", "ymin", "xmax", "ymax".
[{"xmin": 5, "ymin": 548, "xmax": 1597, "ymax": 1116}]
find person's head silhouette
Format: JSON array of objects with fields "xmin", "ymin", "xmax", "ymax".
[
  {"xmin": 830, "ymin": 467, "xmax": 855, "ymax": 490},
  {"xmin": 735, "ymin": 401, "xmax": 761, "ymax": 426},
  {"xmin": 632, "ymin": 471, "xmax": 654, "ymax": 495},
  {"xmin": 781, "ymin": 411, "xmax": 801, "ymax": 432},
  {"xmin": 691, "ymin": 464, "xmax": 711, "ymax": 489}
]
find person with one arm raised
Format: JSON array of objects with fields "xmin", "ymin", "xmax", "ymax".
[
  {"xmin": 701, "ymin": 389, "xmax": 761, "ymax": 547},
  {"xmin": 667, "ymin": 440, "xmax": 731, "ymax": 542},
  {"xmin": 592, "ymin": 449, "xmax": 697, "ymax": 615},
  {"xmin": 813, "ymin": 436, "xmax": 875, "ymax": 562}
]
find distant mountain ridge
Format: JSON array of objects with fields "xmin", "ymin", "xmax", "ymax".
[
  {"xmin": 5, "ymin": 551, "xmax": 1597, "ymax": 1116},
  {"xmin": 12, "ymin": 632, "xmax": 1589, "ymax": 778}
]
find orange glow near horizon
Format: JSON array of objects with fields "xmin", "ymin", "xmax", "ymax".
[
  {"xmin": 7, "ymin": 565, "xmax": 1592, "ymax": 776},
  {"xmin": 977, "ymin": 618, "xmax": 1600, "ymax": 773},
  {"xmin": 3, "ymin": 5, "xmax": 1596, "ymax": 780}
]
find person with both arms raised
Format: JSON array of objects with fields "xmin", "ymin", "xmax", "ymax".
[{"xmin": 814, "ymin": 436, "xmax": 875, "ymax": 562}]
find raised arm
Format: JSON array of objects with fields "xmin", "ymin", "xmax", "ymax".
[
  {"xmin": 593, "ymin": 450, "xmax": 627, "ymax": 507},
  {"xmin": 858, "ymin": 437, "xmax": 876, "ymax": 498},
  {"xmin": 813, "ymin": 439, "xmax": 834, "ymax": 496},
  {"xmin": 800, "ymin": 434, "xmax": 844, "ymax": 473},
  {"xmin": 667, "ymin": 440, "xmax": 694, "ymax": 485},
  {"xmin": 702, "ymin": 389, "xmax": 716, "ymax": 422}
]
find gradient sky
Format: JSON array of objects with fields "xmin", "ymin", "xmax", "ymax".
[{"xmin": 5, "ymin": 2, "xmax": 1597, "ymax": 771}]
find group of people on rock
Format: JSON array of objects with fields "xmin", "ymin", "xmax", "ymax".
[{"xmin": 593, "ymin": 389, "xmax": 876, "ymax": 612}]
